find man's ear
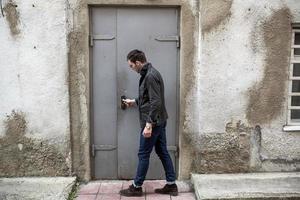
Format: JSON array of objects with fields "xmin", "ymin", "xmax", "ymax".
[{"xmin": 136, "ymin": 61, "xmax": 142, "ymax": 66}]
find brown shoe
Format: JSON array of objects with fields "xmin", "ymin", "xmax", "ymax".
[
  {"xmin": 154, "ymin": 184, "xmax": 178, "ymax": 196},
  {"xmin": 119, "ymin": 184, "xmax": 143, "ymax": 197}
]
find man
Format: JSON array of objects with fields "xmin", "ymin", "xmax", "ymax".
[{"xmin": 119, "ymin": 50, "xmax": 178, "ymax": 197}]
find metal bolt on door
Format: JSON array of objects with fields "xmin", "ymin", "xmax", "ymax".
[{"xmin": 91, "ymin": 7, "xmax": 179, "ymax": 180}]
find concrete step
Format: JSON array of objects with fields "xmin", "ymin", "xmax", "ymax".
[
  {"xmin": 191, "ymin": 172, "xmax": 300, "ymax": 200},
  {"xmin": 0, "ymin": 177, "xmax": 77, "ymax": 200}
]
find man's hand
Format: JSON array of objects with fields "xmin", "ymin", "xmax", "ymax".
[
  {"xmin": 123, "ymin": 99, "xmax": 136, "ymax": 108},
  {"xmin": 143, "ymin": 122, "xmax": 152, "ymax": 138}
]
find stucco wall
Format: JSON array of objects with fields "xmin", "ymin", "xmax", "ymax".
[
  {"xmin": 187, "ymin": 0, "xmax": 300, "ymax": 174},
  {"xmin": 0, "ymin": 0, "xmax": 71, "ymax": 176},
  {"xmin": 1, "ymin": 0, "xmax": 300, "ymax": 180}
]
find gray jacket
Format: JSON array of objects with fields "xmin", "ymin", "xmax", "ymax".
[{"xmin": 135, "ymin": 63, "xmax": 168, "ymax": 128}]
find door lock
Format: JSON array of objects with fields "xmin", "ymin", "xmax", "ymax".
[{"xmin": 121, "ymin": 95, "xmax": 127, "ymax": 110}]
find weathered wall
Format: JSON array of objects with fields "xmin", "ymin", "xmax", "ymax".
[
  {"xmin": 0, "ymin": 0, "xmax": 200, "ymax": 181},
  {"xmin": 1, "ymin": 0, "xmax": 300, "ymax": 181},
  {"xmin": 188, "ymin": 0, "xmax": 300, "ymax": 174},
  {"xmin": 0, "ymin": 0, "xmax": 72, "ymax": 176},
  {"xmin": 67, "ymin": 0, "xmax": 90, "ymax": 181}
]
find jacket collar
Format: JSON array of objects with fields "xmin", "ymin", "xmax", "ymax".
[{"xmin": 140, "ymin": 62, "xmax": 151, "ymax": 76}]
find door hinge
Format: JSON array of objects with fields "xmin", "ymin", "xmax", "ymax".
[
  {"xmin": 155, "ymin": 35, "xmax": 180, "ymax": 48},
  {"xmin": 167, "ymin": 145, "xmax": 179, "ymax": 157},
  {"xmin": 91, "ymin": 144, "xmax": 95, "ymax": 157},
  {"xmin": 91, "ymin": 144, "xmax": 117, "ymax": 157},
  {"xmin": 89, "ymin": 35, "xmax": 94, "ymax": 47},
  {"xmin": 89, "ymin": 34, "xmax": 116, "ymax": 47}
]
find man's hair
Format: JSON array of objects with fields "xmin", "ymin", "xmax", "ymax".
[{"xmin": 127, "ymin": 49, "xmax": 147, "ymax": 63}]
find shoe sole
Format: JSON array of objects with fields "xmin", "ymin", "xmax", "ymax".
[
  {"xmin": 170, "ymin": 191, "xmax": 178, "ymax": 196},
  {"xmin": 119, "ymin": 192, "xmax": 143, "ymax": 197},
  {"xmin": 154, "ymin": 191, "xmax": 178, "ymax": 196}
]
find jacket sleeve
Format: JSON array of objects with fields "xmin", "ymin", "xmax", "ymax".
[{"xmin": 146, "ymin": 74, "xmax": 162, "ymax": 124}]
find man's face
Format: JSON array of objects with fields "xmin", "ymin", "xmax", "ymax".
[{"xmin": 128, "ymin": 60, "xmax": 142, "ymax": 73}]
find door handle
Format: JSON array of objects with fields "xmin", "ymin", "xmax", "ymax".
[{"xmin": 121, "ymin": 95, "xmax": 127, "ymax": 110}]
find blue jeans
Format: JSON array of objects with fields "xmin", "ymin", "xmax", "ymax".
[{"xmin": 134, "ymin": 121, "xmax": 176, "ymax": 186}]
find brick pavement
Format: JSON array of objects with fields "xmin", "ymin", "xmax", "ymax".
[{"xmin": 76, "ymin": 180, "xmax": 195, "ymax": 200}]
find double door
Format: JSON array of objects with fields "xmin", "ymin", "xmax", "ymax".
[{"xmin": 91, "ymin": 7, "xmax": 179, "ymax": 179}]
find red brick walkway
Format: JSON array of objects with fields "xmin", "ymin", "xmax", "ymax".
[{"xmin": 76, "ymin": 180, "xmax": 195, "ymax": 200}]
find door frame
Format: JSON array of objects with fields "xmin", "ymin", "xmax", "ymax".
[
  {"xmin": 89, "ymin": 6, "xmax": 180, "ymax": 180},
  {"xmin": 68, "ymin": 0, "xmax": 200, "ymax": 182}
]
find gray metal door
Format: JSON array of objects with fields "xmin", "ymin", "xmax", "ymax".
[{"xmin": 91, "ymin": 7, "xmax": 179, "ymax": 180}]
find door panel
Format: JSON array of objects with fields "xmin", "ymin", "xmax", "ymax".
[
  {"xmin": 92, "ymin": 8, "xmax": 118, "ymax": 179},
  {"xmin": 92, "ymin": 7, "xmax": 178, "ymax": 180}
]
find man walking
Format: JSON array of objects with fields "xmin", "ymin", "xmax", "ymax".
[{"xmin": 119, "ymin": 49, "xmax": 178, "ymax": 197}]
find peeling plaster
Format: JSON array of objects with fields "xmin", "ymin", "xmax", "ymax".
[
  {"xmin": 190, "ymin": 121, "xmax": 261, "ymax": 174},
  {"xmin": 0, "ymin": 110, "xmax": 71, "ymax": 177}
]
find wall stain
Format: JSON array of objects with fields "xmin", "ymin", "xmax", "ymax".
[
  {"xmin": 200, "ymin": 0, "xmax": 232, "ymax": 34},
  {"xmin": 247, "ymin": 8, "xmax": 292, "ymax": 125},
  {"xmin": 0, "ymin": 110, "xmax": 71, "ymax": 176},
  {"xmin": 3, "ymin": 0, "xmax": 20, "ymax": 36},
  {"xmin": 190, "ymin": 121, "xmax": 261, "ymax": 174}
]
